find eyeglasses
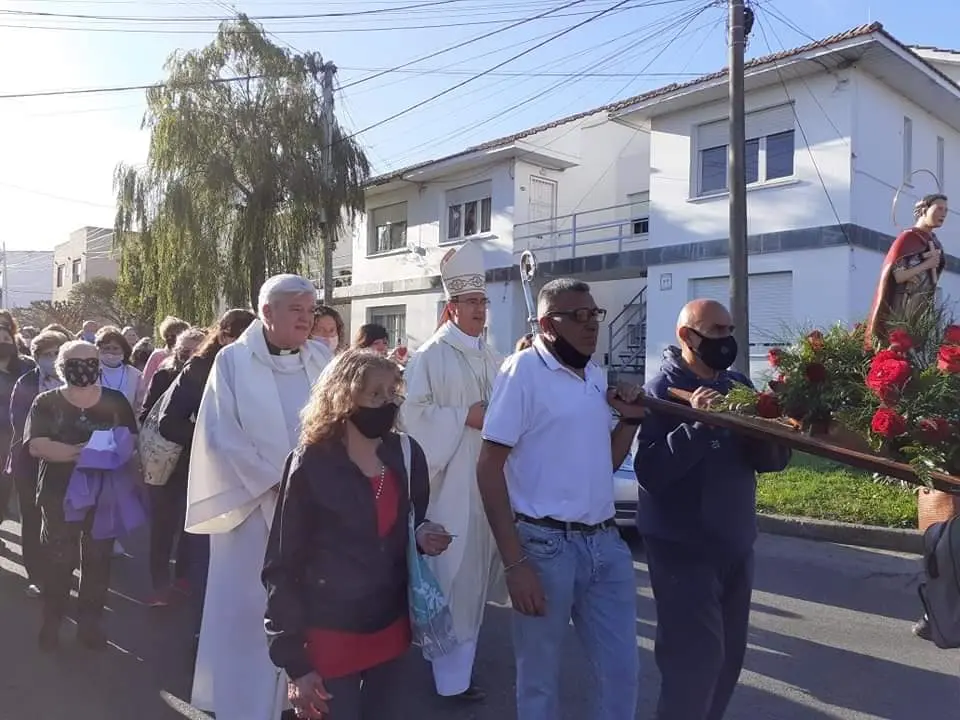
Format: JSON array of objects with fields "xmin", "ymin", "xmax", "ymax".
[
  {"xmin": 362, "ymin": 391, "xmax": 405, "ymax": 407},
  {"xmin": 549, "ymin": 308, "xmax": 607, "ymax": 324},
  {"xmin": 455, "ymin": 298, "xmax": 490, "ymax": 308}
]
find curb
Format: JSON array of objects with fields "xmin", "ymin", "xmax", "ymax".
[{"xmin": 758, "ymin": 513, "xmax": 922, "ymax": 555}]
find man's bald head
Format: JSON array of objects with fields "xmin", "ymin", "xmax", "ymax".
[{"xmin": 677, "ymin": 299, "xmax": 732, "ymax": 336}]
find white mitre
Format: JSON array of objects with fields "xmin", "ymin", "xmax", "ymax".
[{"xmin": 440, "ymin": 240, "xmax": 487, "ymax": 300}]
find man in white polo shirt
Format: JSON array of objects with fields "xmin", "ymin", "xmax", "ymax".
[{"xmin": 477, "ymin": 277, "xmax": 645, "ymax": 720}]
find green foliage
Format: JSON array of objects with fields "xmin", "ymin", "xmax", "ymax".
[{"xmin": 114, "ymin": 14, "xmax": 370, "ymax": 322}]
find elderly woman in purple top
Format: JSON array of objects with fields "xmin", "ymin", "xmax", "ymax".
[{"xmin": 8, "ymin": 329, "xmax": 69, "ymax": 597}]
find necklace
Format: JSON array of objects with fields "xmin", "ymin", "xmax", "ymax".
[
  {"xmin": 374, "ymin": 464, "xmax": 386, "ymax": 500},
  {"xmin": 101, "ymin": 364, "xmax": 127, "ymax": 392}
]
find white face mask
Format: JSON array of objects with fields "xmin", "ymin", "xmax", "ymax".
[
  {"xmin": 321, "ymin": 336, "xmax": 339, "ymax": 352},
  {"xmin": 100, "ymin": 352, "xmax": 123, "ymax": 368}
]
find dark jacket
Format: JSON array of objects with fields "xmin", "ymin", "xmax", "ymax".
[
  {"xmin": 156, "ymin": 355, "xmax": 214, "ymax": 487},
  {"xmin": 0, "ymin": 355, "xmax": 36, "ymax": 472},
  {"xmin": 634, "ymin": 346, "xmax": 791, "ymax": 558},
  {"xmin": 262, "ymin": 432, "xmax": 430, "ymax": 681},
  {"xmin": 7, "ymin": 366, "xmax": 40, "ymax": 480},
  {"xmin": 139, "ymin": 365, "xmax": 179, "ymax": 424}
]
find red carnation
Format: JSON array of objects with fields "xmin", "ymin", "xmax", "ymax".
[
  {"xmin": 945, "ymin": 325, "xmax": 960, "ymax": 345},
  {"xmin": 888, "ymin": 329, "xmax": 914, "ymax": 352},
  {"xmin": 767, "ymin": 348, "xmax": 784, "ymax": 367},
  {"xmin": 755, "ymin": 392, "xmax": 782, "ymax": 419},
  {"xmin": 807, "ymin": 330, "xmax": 825, "ymax": 351},
  {"xmin": 866, "ymin": 354, "xmax": 912, "ymax": 399},
  {"xmin": 938, "ymin": 345, "xmax": 960, "ymax": 373},
  {"xmin": 804, "ymin": 362, "xmax": 827, "ymax": 383},
  {"xmin": 918, "ymin": 417, "xmax": 953, "ymax": 443},
  {"xmin": 871, "ymin": 408, "xmax": 907, "ymax": 439},
  {"xmin": 873, "ymin": 348, "xmax": 905, "ymax": 362}
]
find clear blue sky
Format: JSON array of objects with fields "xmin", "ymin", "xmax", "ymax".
[{"xmin": 0, "ymin": 0, "xmax": 953, "ymax": 250}]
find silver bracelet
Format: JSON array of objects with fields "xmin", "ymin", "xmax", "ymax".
[{"xmin": 504, "ymin": 555, "xmax": 528, "ymax": 573}]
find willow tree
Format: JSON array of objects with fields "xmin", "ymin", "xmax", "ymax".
[{"xmin": 115, "ymin": 15, "xmax": 369, "ymax": 322}]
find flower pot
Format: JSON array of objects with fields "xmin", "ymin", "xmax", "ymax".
[{"xmin": 917, "ymin": 488, "xmax": 960, "ymax": 533}]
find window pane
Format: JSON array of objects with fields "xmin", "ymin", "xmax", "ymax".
[
  {"xmin": 480, "ymin": 197, "xmax": 492, "ymax": 233},
  {"xmin": 389, "ymin": 222, "xmax": 407, "ymax": 250},
  {"xmin": 700, "ymin": 146, "xmax": 727, "ymax": 194},
  {"xmin": 464, "ymin": 201, "xmax": 478, "ymax": 237},
  {"xmin": 766, "ymin": 130, "xmax": 795, "ymax": 180},
  {"xmin": 745, "ymin": 138, "xmax": 760, "ymax": 184},
  {"xmin": 447, "ymin": 205, "xmax": 462, "ymax": 240}
]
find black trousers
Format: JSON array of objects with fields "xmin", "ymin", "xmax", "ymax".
[
  {"xmin": 39, "ymin": 492, "xmax": 113, "ymax": 628},
  {"xmin": 148, "ymin": 481, "xmax": 188, "ymax": 590},
  {"xmin": 279, "ymin": 655, "xmax": 406, "ymax": 720},
  {"xmin": 13, "ymin": 472, "xmax": 43, "ymax": 584},
  {"xmin": 644, "ymin": 537, "xmax": 754, "ymax": 720}
]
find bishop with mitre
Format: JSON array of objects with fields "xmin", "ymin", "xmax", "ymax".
[{"xmin": 399, "ymin": 239, "xmax": 506, "ymax": 702}]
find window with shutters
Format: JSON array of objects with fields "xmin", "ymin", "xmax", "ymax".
[
  {"xmin": 687, "ymin": 272, "xmax": 793, "ymax": 348},
  {"xmin": 694, "ymin": 104, "xmax": 796, "ymax": 197},
  {"xmin": 445, "ymin": 181, "xmax": 492, "ymax": 243},
  {"xmin": 368, "ymin": 202, "xmax": 408, "ymax": 256},
  {"xmin": 628, "ymin": 191, "xmax": 650, "ymax": 236},
  {"xmin": 368, "ymin": 305, "xmax": 406, "ymax": 347}
]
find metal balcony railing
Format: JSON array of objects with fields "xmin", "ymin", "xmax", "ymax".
[
  {"xmin": 606, "ymin": 285, "xmax": 647, "ymax": 380},
  {"xmin": 513, "ymin": 201, "xmax": 649, "ymax": 262}
]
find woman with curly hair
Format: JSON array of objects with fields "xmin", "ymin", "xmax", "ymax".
[{"xmin": 263, "ymin": 349, "xmax": 451, "ymax": 720}]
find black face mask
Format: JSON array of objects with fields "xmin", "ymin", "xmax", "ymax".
[
  {"xmin": 549, "ymin": 333, "xmax": 592, "ymax": 370},
  {"xmin": 350, "ymin": 403, "xmax": 399, "ymax": 439},
  {"xmin": 688, "ymin": 329, "xmax": 738, "ymax": 371},
  {"xmin": 63, "ymin": 358, "xmax": 101, "ymax": 387}
]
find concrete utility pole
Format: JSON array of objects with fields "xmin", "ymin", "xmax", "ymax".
[
  {"xmin": 728, "ymin": 0, "xmax": 750, "ymax": 372},
  {"xmin": 320, "ymin": 62, "xmax": 338, "ymax": 307}
]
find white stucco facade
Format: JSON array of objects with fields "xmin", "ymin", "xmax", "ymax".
[
  {"xmin": 343, "ymin": 110, "xmax": 650, "ymax": 356},
  {"xmin": 341, "ymin": 25, "xmax": 960, "ymax": 384}
]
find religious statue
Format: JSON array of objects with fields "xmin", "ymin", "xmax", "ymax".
[{"xmin": 864, "ymin": 193, "xmax": 949, "ymax": 346}]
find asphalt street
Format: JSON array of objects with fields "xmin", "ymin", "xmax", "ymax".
[{"xmin": 0, "ymin": 520, "xmax": 956, "ymax": 720}]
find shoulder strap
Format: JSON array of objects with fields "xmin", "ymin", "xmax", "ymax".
[{"xmin": 399, "ymin": 432, "xmax": 412, "ymax": 495}]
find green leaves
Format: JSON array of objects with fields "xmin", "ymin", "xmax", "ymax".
[{"xmin": 113, "ymin": 13, "xmax": 370, "ymax": 322}]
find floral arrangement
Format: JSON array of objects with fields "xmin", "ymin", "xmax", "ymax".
[{"xmin": 718, "ymin": 307, "xmax": 960, "ymax": 483}]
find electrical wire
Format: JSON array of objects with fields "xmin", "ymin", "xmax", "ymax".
[
  {"xmin": 0, "ymin": 0, "xmax": 482, "ymax": 22},
  {"xmin": 754, "ymin": 12, "xmax": 850, "ymax": 246},
  {"xmin": 337, "ymin": 0, "xmax": 642, "ymax": 145},
  {"xmin": 379, "ymin": 1, "xmax": 712, "ymax": 169}
]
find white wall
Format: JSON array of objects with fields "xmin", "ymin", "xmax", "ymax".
[
  {"xmin": 850, "ymin": 71, "xmax": 958, "ymax": 249},
  {"xmin": 644, "ymin": 246, "xmax": 855, "ymax": 383},
  {"xmin": 3, "ymin": 251, "xmax": 53, "ymax": 308},
  {"xmin": 352, "ymin": 161, "xmax": 517, "ymax": 286},
  {"xmin": 349, "ymin": 282, "xmax": 522, "ymax": 357},
  {"xmin": 513, "ymin": 115, "xmax": 650, "ymax": 262},
  {"xmin": 648, "ymin": 70, "xmax": 854, "ymax": 247}
]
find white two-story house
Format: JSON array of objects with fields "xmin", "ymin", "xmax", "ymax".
[
  {"xmin": 339, "ymin": 105, "xmax": 651, "ymax": 355},
  {"xmin": 610, "ymin": 22, "xmax": 960, "ymax": 379},
  {"xmin": 336, "ymin": 22, "xmax": 960, "ymax": 382}
]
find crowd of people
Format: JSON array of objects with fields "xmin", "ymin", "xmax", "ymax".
[{"xmin": 0, "ymin": 237, "xmax": 790, "ymax": 720}]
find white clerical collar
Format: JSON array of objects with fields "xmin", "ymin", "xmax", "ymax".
[{"xmin": 446, "ymin": 321, "xmax": 482, "ymax": 350}]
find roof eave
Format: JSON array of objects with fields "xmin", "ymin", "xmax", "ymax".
[{"xmin": 610, "ymin": 32, "xmax": 881, "ymax": 120}]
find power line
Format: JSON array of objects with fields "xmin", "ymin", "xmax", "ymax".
[
  {"xmin": 0, "ymin": 180, "xmax": 115, "ymax": 208},
  {"xmin": 378, "ymin": 1, "xmax": 712, "ymax": 168},
  {"xmin": 753, "ymin": 12, "xmax": 850, "ymax": 247},
  {"xmin": 0, "ymin": 72, "xmax": 276, "ymax": 100},
  {"xmin": 338, "ymin": 0, "xmax": 643, "ymax": 143},
  {"xmin": 0, "ymin": 0, "xmax": 480, "ymax": 22}
]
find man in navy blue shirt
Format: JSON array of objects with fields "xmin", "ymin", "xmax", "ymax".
[{"xmin": 634, "ymin": 299, "xmax": 790, "ymax": 720}]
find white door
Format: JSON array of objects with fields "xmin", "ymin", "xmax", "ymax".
[
  {"xmin": 528, "ymin": 176, "xmax": 558, "ymax": 239},
  {"xmin": 688, "ymin": 272, "xmax": 793, "ymax": 350}
]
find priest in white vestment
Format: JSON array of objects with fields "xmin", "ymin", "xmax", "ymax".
[
  {"xmin": 185, "ymin": 274, "xmax": 332, "ymax": 720},
  {"xmin": 399, "ymin": 239, "xmax": 507, "ymax": 702}
]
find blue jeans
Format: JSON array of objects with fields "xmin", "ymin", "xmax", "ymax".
[{"xmin": 512, "ymin": 521, "xmax": 639, "ymax": 720}]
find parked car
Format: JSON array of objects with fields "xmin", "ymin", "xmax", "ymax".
[{"xmin": 614, "ymin": 452, "xmax": 639, "ymax": 528}]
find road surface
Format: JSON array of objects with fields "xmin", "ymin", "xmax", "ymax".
[{"xmin": 0, "ymin": 520, "xmax": 956, "ymax": 719}]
